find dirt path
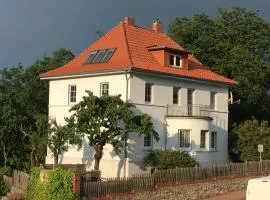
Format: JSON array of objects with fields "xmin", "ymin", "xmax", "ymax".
[{"xmin": 204, "ymin": 190, "xmax": 246, "ymax": 200}]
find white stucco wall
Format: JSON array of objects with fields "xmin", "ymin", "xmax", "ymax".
[{"xmin": 46, "ymin": 71, "xmax": 230, "ymax": 177}]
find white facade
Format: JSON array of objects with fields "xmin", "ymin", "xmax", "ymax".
[{"xmin": 46, "ymin": 70, "xmax": 230, "ymax": 177}]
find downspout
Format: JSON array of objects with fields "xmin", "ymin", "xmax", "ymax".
[{"xmin": 124, "ymin": 70, "xmax": 130, "ymax": 177}]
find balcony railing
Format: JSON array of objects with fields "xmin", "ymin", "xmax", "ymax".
[{"xmin": 166, "ymin": 104, "xmax": 212, "ymax": 118}]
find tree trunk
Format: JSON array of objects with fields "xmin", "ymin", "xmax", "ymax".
[
  {"xmin": 30, "ymin": 147, "xmax": 36, "ymax": 167},
  {"xmin": 54, "ymin": 153, "xmax": 59, "ymax": 165},
  {"xmin": 94, "ymin": 145, "xmax": 103, "ymax": 170}
]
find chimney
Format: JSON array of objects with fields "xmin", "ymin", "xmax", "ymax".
[
  {"xmin": 124, "ymin": 17, "xmax": 135, "ymax": 26},
  {"xmin": 152, "ymin": 19, "xmax": 163, "ymax": 33}
]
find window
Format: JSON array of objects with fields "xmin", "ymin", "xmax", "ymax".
[
  {"xmin": 210, "ymin": 131, "xmax": 217, "ymax": 150},
  {"xmin": 100, "ymin": 49, "xmax": 116, "ymax": 63},
  {"xmin": 68, "ymin": 85, "xmax": 76, "ymax": 103},
  {"xmin": 173, "ymin": 87, "xmax": 180, "ymax": 104},
  {"xmin": 179, "ymin": 130, "xmax": 191, "ymax": 148},
  {"xmin": 85, "ymin": 51, "xmax": 98, "ymax": 64},
  {"xmin": 187, "ymin": 89, "xmax": 194, "ymax": 115},
  {"xmin": 100, "ymin": 83, "xmax": 109, "ymax": 96},
  {"xmin": 169, "ymin": 54, "xmax": 182, "ymax": 67},
  {"xmin": 144, "ymin": 134, "xmax": 152, "ymax": 147},
  {"xmin": 85, "ymin": 48, "xmax": 116, "ymax": 64},
  {"xmin": 145, "ymin": 83, "xmax": 153, "ymax": 102},
  {"xmin": 92, "ymin": 49, "xmax": 107, "ymax": 63},
  {"xmin": 200, "ymin": 130, "xmax": 208, "ymax": 149},
  {"xmin": 210, "ymin": 92, "xmax": 216, "ymax": 109}
]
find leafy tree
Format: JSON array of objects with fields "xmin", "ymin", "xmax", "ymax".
[
  {"xmin": 0, "ymin": 48, "xmax": 74, "ymax": 169},
  {"xmin": 21, "ymin": 114, "xmax": 48, "ymax": 167},
  {"xmin": 232, "ymin": 119, "xmax": 270, "ymax": 161},
  {"xmin": 67, "ymin": 91, "xmax": 159, "ymax": 170},
  {"xmin": 47, "ymin": 119, "xmax": 75, "ymax": 165},
  {"xmin": 145, "ymin": 150, "xmax": 198, "ymax": 169},
  {"xmin": 168, "ymin": 7, "xmax": 270, "ymax": 124}
]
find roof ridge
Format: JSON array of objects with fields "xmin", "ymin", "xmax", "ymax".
[{"xmin": 122, "ymin": 23, "xmax": 134, "ymax": 67}]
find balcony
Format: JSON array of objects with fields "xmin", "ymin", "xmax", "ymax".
[{"xmin": 166, "ymin": 104, "xmax": 213, "ymax": 119}]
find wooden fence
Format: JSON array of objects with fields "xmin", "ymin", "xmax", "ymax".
[
  {"xmin": 79, "ymin": 160, "xmax": 270, "ymax": 198},
  {"xmin": 4, "ymin": 170, "xmax": 30, "ymax": 193}
]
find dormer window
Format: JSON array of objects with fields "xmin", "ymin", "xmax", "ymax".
[{"xmin": 170, "ymin": 54, "xmax": 182, "ymax": 68}]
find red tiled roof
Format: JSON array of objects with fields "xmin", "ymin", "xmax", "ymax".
[{"xmin": 40, "ymin": 21, "xmax": 238, "ymax": 86}]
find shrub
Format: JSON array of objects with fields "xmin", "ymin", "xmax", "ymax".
[
  {"xmin": 0, "ymin": 174, "xmax": 9, "ymax": 196},
  {"xmin": 45, "ymin": 168, "xmax": 76, "ymax": 200},
  {"xmin": 0, "ymin": 167, "xmax": 11, "ymax": 196},
  {"xmin": 145, "ymin": 150, "xmax": 198, "ymax": 169},
  {"xmin": 27, "ymin": 167, "xmax": 46, "ymax": 200},
  {"xmin": 27, "ymin": 167, "xmax": 76, "ymax": 200}
]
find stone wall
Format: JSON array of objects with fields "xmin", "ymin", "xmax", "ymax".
[{"xmin": 112, "ymin": 177, "xmax": 250, "ymax": 200}]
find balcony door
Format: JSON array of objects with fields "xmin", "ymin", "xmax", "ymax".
[{"xmin": 187, "ymin": 89, "xmax": 194, "ymax": 115}]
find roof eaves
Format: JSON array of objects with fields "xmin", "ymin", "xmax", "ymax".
[{"xmin": 130, "ymin": 67, "xmax": 238, "ymax": 87}]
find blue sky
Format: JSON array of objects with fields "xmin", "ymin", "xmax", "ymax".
[{"xmin": 0, "ymin": 0, "xmax": 269, "ymax": 67}]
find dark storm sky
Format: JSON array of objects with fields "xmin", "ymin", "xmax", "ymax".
[{"xmin": 0, "ymin": 0, "xmax": 269, "ymax": 67}]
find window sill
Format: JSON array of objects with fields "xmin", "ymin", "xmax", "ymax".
[{"xmin": 143, "ymin": 147, "xmax": 152, "ymax": 152}]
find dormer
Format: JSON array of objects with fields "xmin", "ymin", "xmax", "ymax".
[{"xmin": 148, "ymin": 45, "xmax": 191, "ymax": 70}]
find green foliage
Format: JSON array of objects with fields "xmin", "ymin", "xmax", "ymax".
[
  {"xmin": 168, "ymin": 7, "xmax": 270, "ymax": 124},
  {"xmin": 0, "ymin": 174, "xmax": 9, "ymax": 196},
  {"xmin": 0, "ymin": 48, "xmax": 74, "ymax": 170},
  {"xmin": 27, "ymin": 167, "xmax": 76, "ymax": 200},
  {"xmin": 145, "ymin": 150, "xmax": 198, "ymax": 169},
  {"xmin": 27, "ymin": 167, "xmax": 45, "ymax": 200},
  {"xmin": 232, "ymin": 119, "xmax": 270, "ymax": 161},
  {"xmin": 67, "ymin": 91, "xmax": 159, "ymax": 170},
  {"xmin": 0, "ymin": 167, "xmax": 11, "ymax": 196},
  {"xmin": 47, "ymin": 118, "xmax": 78, "ymax": 165},
  {"xmin": 45, "ymin": 168, "xmax": 76, "ymax": 200}
]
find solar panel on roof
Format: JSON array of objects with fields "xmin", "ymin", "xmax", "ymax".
[
  {"xmin": 92, "ymin": 50, "xmax": 107, "ymax": 63},
  {"xmin": 84, "ymin": 48, "xmax": 117, "ymax": 64},
  {"xmin": 100, "ymin": 49, "xmax": 116, "ymax": 63},
  {"xmin": 85, "ymin": 50, "xmax": 98, "ymax": 64}
]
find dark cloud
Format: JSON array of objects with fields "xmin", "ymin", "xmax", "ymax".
[{"xmin": 0, "ymin": 0, "xmax": 269, "ymax": 67}]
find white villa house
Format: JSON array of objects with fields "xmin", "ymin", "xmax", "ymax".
[{"xmin": 40, "ymin": 17, "xmax": 238, "ymax": 178}]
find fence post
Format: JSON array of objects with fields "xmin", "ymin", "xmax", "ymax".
[
  {"xmin": 229, "ymin": 162, "xmax": 232, "ymax": 178},
  {"xmin": 72, "ymin": 173, "xmax": 81, "ymax": 197},
  {"xmin": 245, "ymin": 161, "xmax": 248, "ymax": 176}
]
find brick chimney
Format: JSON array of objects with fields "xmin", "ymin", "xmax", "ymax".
[
  {"xmin": 152, "ymin": 19, "xmax": 163, "ymax": 33},
  {"xmin": 124, "ymin": 17, "xmax": 135, "ymax": 26}
]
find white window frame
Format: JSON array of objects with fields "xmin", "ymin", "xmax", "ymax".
[
  {"xmin": 210, "ymin": 131, "xmax": 217, "ymax": 150},
  {"xmin": 200, "ymin": 130, "xmax": 208, "ymax": 149},
  {"xmin": 173, "ymin": 87, "xmax": 180, "ymax": 105},
  {"xmin": 100, "ymin": 82, "xmax": 109, "ymax": 96},
  {"xmin": 143, "ymin": 134, "xmax": 152, "ymax": 148},
  {"xmin": 145, "ymin": 83, "xmax": 153, "ymax": 103},
  {"xmin": 169, "ymin": 54, "xmax": 182, "ymax": 68},
  {"xmin": 210, "ymin": 92, "xmax": 217, "ymax": 109},
  {"xmin": 68, "ymin": 85, "xmax": 77, "ymax": 104},
  {"xmin": 179, "ymin": 129, "xmax": 191, "ymax": 149}
]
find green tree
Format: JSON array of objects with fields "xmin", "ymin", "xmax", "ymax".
[
  {"xmin": 232, "ymin": 119, "xmax": 270, "ymax": 161},
  {"xmin": 67, "ymin": 91, "xmax": 159, "ymax": 170},
  {"xmin": 168, "ymin": 7, "xmax": 270, "ymax": 124},
  {"xmin": 47, "ymin": 119, "xmax": 76, "ymax": 165},
  {"xmin": 21, "ymin": 114, "xmax": 48, "ymax": 167},
  {"xmin": 0, "ymin": 48, "xmax": 74, "ymax": 169}
]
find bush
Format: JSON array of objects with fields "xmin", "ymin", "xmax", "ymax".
[
  {"xmin": 0, "ymin": 174, "xmax": 9, "ymax": 196},
  {"xmin": 145, "ymin": 150, "xmax": 198, "ymax": 169},
  {"xmin": 45, "ymin": 168, "xmax": 76, "ymax": 200},
  {"xmin": 27, "ymin": 167, "xmax": 76, "ymax": 200},
  {"xmin": 0, "ymin": 167, "xmax": 11, "ymax": 196}
]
